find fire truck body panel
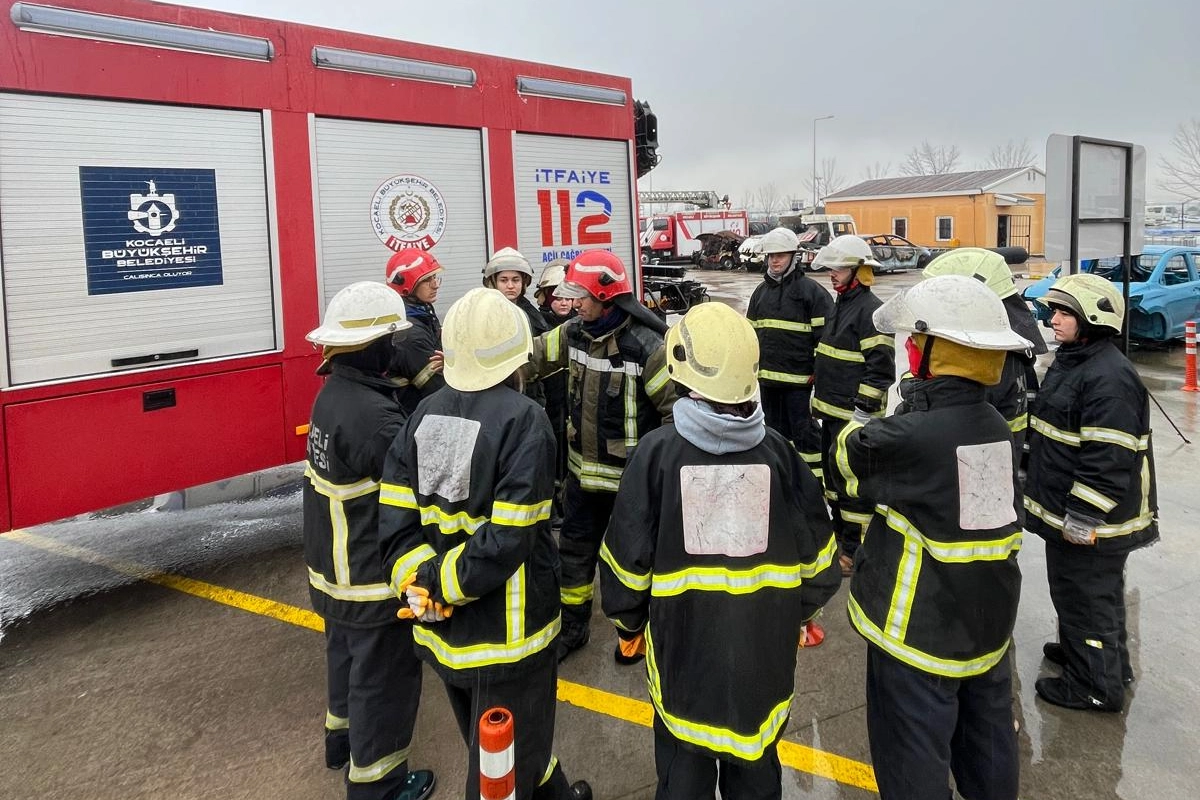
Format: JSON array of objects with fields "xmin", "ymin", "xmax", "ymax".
[{"xmin": 0, "ymin": 0, "xmax": 639, "ymax": 530}]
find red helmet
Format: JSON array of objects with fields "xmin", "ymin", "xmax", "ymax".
[
  {"xmin": 555, "ymin": 250, "xmax": 632, "ymax": 302},
  {"xmin": 386, "ymin": 249, "xmax": 443, "ymax": 296}
]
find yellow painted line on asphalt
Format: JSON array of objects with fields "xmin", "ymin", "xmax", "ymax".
[
  {"xmin": 7, "ymin": 529, "xmax": 325, "ymax": 633},
  {"xmin": 8, "ymin": 528, "xmax": 878, "ymax": 794}
]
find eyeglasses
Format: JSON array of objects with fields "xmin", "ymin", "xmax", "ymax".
[{"xmin": 419, "ymin": 274, "xmax": 443, "ymax": 287}]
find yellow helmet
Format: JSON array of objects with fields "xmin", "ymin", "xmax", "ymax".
[
  {"xmin": 1039, "ymin": 273, "xmax": 1124, "ymax": 333},
  {"xmin": 665, "ymin": 302, "xmax": 759, "ymax": 404},
  {"xmin": 442, "ymin": 288, "xmax": 533, "ymax": 391},
  {"xmin": 922, "ymin": 248, "xmax": 1017, "ymax": 300}
]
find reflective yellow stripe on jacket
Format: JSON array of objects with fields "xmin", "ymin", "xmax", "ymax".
[
  {"xmin": 759, "ymin": 369, "xmax": 812, "ymax": 385},
  {"xmin": 1023, "ymin": 496, "xmax": 1155, "ymax": 539},
  {"xmin": 413, "ymin": 616, "xmax": 560, "ymax": 670},
  {"xmin": 645, "ymin": 625, "xmax": 790, "ymax": 761},
  {"xmin": 849, "ymin": 593, "xmax": 1011, "ymax": 678},
  {"xmin": 816, "ymin": 342, "xmax": 865, "ymax": 363},
  {"xmin": 750, "ymin": 318, "xmax": 814, "ymax": 333},
  {"xmin": 568, "ymin": 447, "xmax": 624, "ymax": 492},
  {"xmin": 847, "ymin": 504, "xmax": 1021, "ymax": 677},
  {"xmin": 305, "ymin": 464, "xmax": 384, "ymax": 599},
  {"xmin": 650, "ymin": 534, "xmax": 837, "ymax": 597},
  {"xmin": 1030, "ymin": 416, "xmax": 1150, "ymax": 451}
]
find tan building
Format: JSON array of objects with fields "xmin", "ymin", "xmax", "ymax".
[{"xmin": 824, "ymin": 167, "xmax": 1046, "ymax": 254}]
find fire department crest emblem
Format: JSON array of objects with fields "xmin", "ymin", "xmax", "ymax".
[{"xmin": 371, "ymin": 174, "xmax": 447, "ymax": 251}]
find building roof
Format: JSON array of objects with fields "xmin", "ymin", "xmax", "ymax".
[{"xmin": 826, "ymin": 167, "xmax": 1043, "ymax": 201}]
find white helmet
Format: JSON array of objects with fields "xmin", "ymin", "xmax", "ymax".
[
  {"xmin": 811, "ymin": 234, "xmax": 881, "ymax": 270},
  {"xmin": 873, "ymin": 274, "xmax": 1032, "ymax": 351},
  {"xmin": 442, "ymin": 287, "xmax": 533, "ymax": 391},
  {"xmin": 307, "ymin": 281, "xmax": 411, "ymax": 346},
  {"xmin": 756, "ymin": 227, "xmax": 800, "ymax": 255},
  {"xmin": 483, "ymin": 247, "xmax": 534, "ymax": 280},
  {"xmin": 537, "ymin": 260, "xmax": 569, "ymax": 291}
]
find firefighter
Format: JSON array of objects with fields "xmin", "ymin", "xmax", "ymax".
[
  {"xmin": 599, "ymin": 301, "xmax": 839, "ymax": 800},
  {"xmin": 385, "ymin": 249, "xmax": 446, "ymax": 414},
  {"xmin": 378, "ymin": 287, "xmax": 592, "ymax": 800},
  {"xmin": 484, "ymin": 247, "xmax": 551, "ymax": 404},
  {"xmin": 917, "ymin": 248, "xmax": 1047, "ymax": 468},
  {"xmin": 1026, "ymin": 273, "xmax": 1159, "ymax": 712},
  {"xmin": 745, "ymin": 226, "xmax": 833, "ymax": 477},
  {"xmin": 302, "ymin": 281, "xmax": 436, "ymax": 800},
  {"xmin": 835, "ymin": 275, "xmax": 1033, "ymax": 800},
  {"xmin": 534, "ymin": 259, "xmax": 576, "ymax": 525},
  {"xmin": 531, "ymin": 249, "xmax": 675, "ymax": 661},
  {"xmin": 810, "ymin": 234, "xmax": 895, "ymax": 582}
]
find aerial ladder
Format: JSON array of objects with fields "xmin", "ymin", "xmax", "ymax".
[{"xmin": 637, "ymin": 190, "xmax": 730, "ymax": 209}]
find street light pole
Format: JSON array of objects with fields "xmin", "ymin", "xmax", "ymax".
[{"xmin": 812, "ymin": 114, "xmax": 834, "ymax": 211}]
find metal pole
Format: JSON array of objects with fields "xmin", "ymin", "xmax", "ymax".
[
  {"xmin": 812, "ymin": 115, "xmax": 833, "ymax": 211},
  {"xmin": 1121, "ymin": 144, "xmax": 1133, "ymax": 356}
]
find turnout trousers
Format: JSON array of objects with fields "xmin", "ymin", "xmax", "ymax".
[
  {"xmin": 865, "ymin": 646, "xmax": 1018, "ymax": 800},
  {"xmin": 443, "ymin": 652, "xmax": 574, "ymax": 800},
  {"xmin": 559, "ymin": 476, "xmax": 617, "ymax": 646},
  {"xmin": 820, "ymin": 418, "xmax": 873, "ymax": 557},
  {"xmin": 652, "ymin": 714, "xmax": 782, "ymax": 800},
  {"xmin": 325, "ymin": 620, "xmax": 423, "ymax": 800},
  {"xmin": 760, "ymin": 385, "xmax": 822, "ymax": 476},
  {"xmin": 1045, "ymin": 544, "xmax": 1131, "ymax": 707}
]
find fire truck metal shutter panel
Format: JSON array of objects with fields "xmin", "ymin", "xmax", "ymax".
[
  {"xmin": 0, "ymin": 93, "xmax": 276, "ymax": 386},
  {"xmin": 513, "ymin": 134, "xmax": 634, "ymax": 276},
  {"xmin": 311, "ymin": 118, "xmax": 488, "ymax": 312}
]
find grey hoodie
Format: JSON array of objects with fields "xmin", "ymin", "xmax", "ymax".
[{"xmin": 672, "ymin": 396, "xmax": 767, "ymax": 455}]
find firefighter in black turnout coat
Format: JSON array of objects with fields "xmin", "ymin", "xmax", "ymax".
[
  {"xmin": 810, "ymin": 234, "xmax": 895, "ymax": 580},
  {"xmin": 302, "ymin": 281, "xmax": 435, "ymax": 800},
  {"xmin": 835, "ymin": 276, "xmax": 1034, "ymax": 800},
  {"xmin": 378, "ymin": 288, "xmax": 592, "ymax": 800},
  {"xmin": 483, "ymin": 247, "xmax": 552, "ymax": 405},
  {"xmin": 600, "ymin": 302, "xmax": 839, "ymax": 800},
  {"xmin": 917, "ymin": 248, "xmax": 1047, "ymax": 466},
  {"xmin": 386, "ymin": 248, "xmax": 448, "ymax": 415},
  {"xmin": 745, "ymin": 226, "xmax": 833, "ymax": 476},
  {"xmin": 1027, "ymin": 273, "xmax": 1159, "ymax": 712}
]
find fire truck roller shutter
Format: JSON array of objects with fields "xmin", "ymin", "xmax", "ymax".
[
  {"xmin": 512, "ymin": 134, "xmax": 636, "ymax": 288},
  {"xmin": 0, "ymin": 93, "xmax": 276, "ymax": 386},
  {"xmin": 311, "ymin": 117, "xmax": 488, "ymax": 313}
]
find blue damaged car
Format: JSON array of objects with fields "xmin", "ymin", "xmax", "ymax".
[{"xmin": 1022, "ymin": 245, "xmax": 1200, "ymax": 341}]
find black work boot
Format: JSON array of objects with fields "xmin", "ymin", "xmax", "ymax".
[
  {"xmin": 1044, "ymin": 641, "xmax": 1132, "ymax": 683},
  {"xmin": 393, "ymin": 769, "xmax": 436, "ymax": 800},
  {"xmin": 1042, "ymin": 641, "xmax": 1067, "ymax": 667},
  {"xmin": 557, "ymin": 629, "xmax": 590, "ymax": 662},
  {"xmin": 569, "ymin": 780, "xmax": 593, "ymax": 800},
  {"xmin": 1035, "ymin": 677, "xmax": 1122, "ymax": 713},
  {"xmin": 325, "ymin": 730, "xmax": 349, "ymax": 770}
]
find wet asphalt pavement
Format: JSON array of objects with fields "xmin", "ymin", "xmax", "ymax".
[{"xmin": 1, "ymin": 266, "xmax": 1198, "ymax": 799}]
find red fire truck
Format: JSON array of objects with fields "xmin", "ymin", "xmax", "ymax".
[{"xmin": 0, "ymin": 0, "xmax": 655, "ymax": 530}]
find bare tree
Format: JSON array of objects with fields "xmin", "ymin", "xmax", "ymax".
[
  {"xmin": 802, "ymin": 158, "xmax": 847, "ymax": 201},
  {"xmin": 1159, "ymin": 119, "xmax": 1200, "ymax": 197},
  {"xmin": 862, "ymin": 161, "xmax": 893, "ymax": 181},
  {"xmin": 983, "ymin": 139, "xmax": 1037, "ymax": 169},
  {"xmin": 900, "ymin": 141, "xmax": 962, "ymax": 176},
  {"xmin": 753, "ymin": 181, "xmax": 786, "ymax": 215}
]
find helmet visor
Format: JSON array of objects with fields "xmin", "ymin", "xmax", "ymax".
[{"xmin": 554, "ymin": 280, "xmax": 590, "ymax": 299}]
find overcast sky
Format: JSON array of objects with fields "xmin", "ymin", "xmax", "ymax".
[{"xmin": 188, "ymin": 0, "xmax": 1200, "ymax": 204}]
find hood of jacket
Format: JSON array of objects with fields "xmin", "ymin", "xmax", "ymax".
[{"xmin": 673, "ymin": 396, "xmax": 766, "ymax": 454}]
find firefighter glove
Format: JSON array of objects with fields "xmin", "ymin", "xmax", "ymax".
[
  {"xmin": 1062, "ymin": 511, "xmax": 1102, "ymax": 546},
  {"xmin": 851, "ymin": 407, "xmax": 873, "ymax": 425}
]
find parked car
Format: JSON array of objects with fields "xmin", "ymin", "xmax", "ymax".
[
  {"xmin": 739, "ymin": 235, "xmax": 765, "ymax": 271},
  {"xmin": 1021, "ymin": 245, "xmax": 1200, "ymax": 341},
  {"xmin": 860, "ymin": 234, "xmax": 933, "ymax": 272}
]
